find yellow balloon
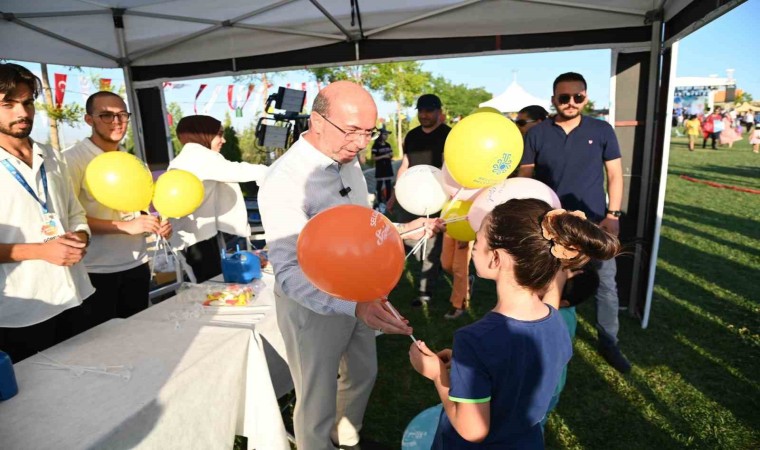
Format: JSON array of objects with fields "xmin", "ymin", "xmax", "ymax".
[
  {"xmin": 152, "ymin": 170, "xmax": 205, "ymax": 218},
  {"xmin": 474, "ymin": 106, "xmax": 502, "ymax": 115},
  {"xmin": 84, "ymin": 151, "xmax": 153, "ymax": 212},
  {"xmin": 444, "ymin": 112, "xmax": 524, "ymax": 189},
  {"xmin": 442, "ymin": 199, "xmax": 476, "ymax": 242}
]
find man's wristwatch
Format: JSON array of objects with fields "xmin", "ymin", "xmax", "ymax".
[{"xmin": 606, "ymin": 210, "xmax": 623, "ymax": 218}]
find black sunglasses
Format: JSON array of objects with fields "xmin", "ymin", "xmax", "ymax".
[
  {"xmin": 514, "ymin": 119, "xmax": 536, "ymax": 127},
  {"xmin": 556, "ymin": 93, "xmax": 586, "ymax": 105}
]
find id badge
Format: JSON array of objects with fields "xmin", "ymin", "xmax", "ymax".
[{"xmin": 41, "ymin": 212, "xmax": 64, "ymax": 242}]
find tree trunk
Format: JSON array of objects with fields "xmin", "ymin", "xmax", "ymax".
[
  {"xmin": 39, "ymin": 63, "xmax": 61, "ymax": 151},
  {"xmin": 395, "ymin": 100, "xmax": 403, "ymax": 158}
]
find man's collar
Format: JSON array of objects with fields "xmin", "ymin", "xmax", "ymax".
[
  {"xmin": 0, "ymin": 138, "xmax": 43, "ymax": 161},
  {"xmin": 300, "ymin": 134, "xmax": 340, "ymax": 170}
]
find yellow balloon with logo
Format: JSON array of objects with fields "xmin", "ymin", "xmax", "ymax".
[
  {"xmin": 152, "ymin": 170, "xmax": 205, "ymax": 218},
  {"xmin": 84, "ymin": 151, "xmax": 153, "ymax": 212},
  {"xmin": 444, "ymin": 112, "xmax": 523, "ymax": 189},
  {"xmin": 442, "ymin": 199, "xmax": 476, "ymax": 242}
]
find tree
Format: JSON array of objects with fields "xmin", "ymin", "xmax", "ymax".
[
  {"xmin": 310, "ymin": 65, "xmax": 376, "ymax": 85},
  {"xmin": 582, "ymin": 99, "xmax": 596, "ymax": 115},
  {"xmin": 308, "ymin": 62, "xmax": 432, "ymax": 156},
  {"xmin": 166, "ymin": 102, "xmax": 184, "ymax": 155},
  {"xmin": 37, "ymin": 63, "xmax": 84, "ymax": 150},
  {"xmin": 734, "ymin": 91, "xmax": 753, "ymax": 103},
  {"xmin": 366, "ymin": 62, "xmax": 432, "ymax": 156},
  {"xmin": 220, "ymin": 111, "xmax": 242, "ymax": 162},
  {"xmin": 430, "ymin": 76, "xmax": 492, "ymax": 120}
]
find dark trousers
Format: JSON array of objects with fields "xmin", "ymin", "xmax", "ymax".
[
  {"xmin": 0, "ymin": 313, "xmax": 65, "ymax": 363},
  {"xmin": 80, "ymin": 263, "xmax": 152, "ymax": 333},
  {"xmin": 375, "ymin": 179, "xmax": 393, "ymax": 203},
  {"xmin": 702, "ymin": 132, "xmax": 720, "ymax": 149},
  {"xmin": 183, "ymin": 236, "xmax": 222, "ymax": 283},
  {"xmin": 0, "ymin": 264, "xmax": 150, "ymax": 363}
]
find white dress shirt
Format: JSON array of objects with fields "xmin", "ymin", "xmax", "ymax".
[
  {"xmin": 0, "ymin": 141, "xmax": 95, "ymax": 327},
  {"xmin": 63, "ymin": 139, "xmax": 149, "ymax": 274},
  {"xmin": 258, "ymin": 135, "xmax": 370, "ymax": 317},
  {"xmin": 168, "ymin": 143, "xmax": 268, "ymax": 249}
]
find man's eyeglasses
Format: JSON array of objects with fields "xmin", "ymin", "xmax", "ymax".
[
  {"xmin": 95, "ymin": 112, "xmax": 131, "ymax": 123},
  {"xmin": 317, "ymin": 112, "xmax": 380, "ymax": 142},
  {"xmin": 514, "ymin": 119, "xmax": 536, "ymax": 127},
  {"xmin": 556, "ymin": 93, "xmax": 586, "ymax": 105}
]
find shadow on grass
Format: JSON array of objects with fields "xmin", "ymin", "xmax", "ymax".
[
  {"xmin": 656, "ymin": 235, "xmax": 758, "ymax": 314},
  {"xmin": 665, "ymin": 202, "xmax": 759, "ymax": 239},
  {"xmin": 546, "ymin": 325, "xmax": 687, "ymax": 450},
  {"xmin": 661, "ymin": 218, "xmax": 760, "ymax": 260}
]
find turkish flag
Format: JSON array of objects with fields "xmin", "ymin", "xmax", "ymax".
[{"xmin": 54, "ymin": 73, "xmax": 67, "ymax": 108}]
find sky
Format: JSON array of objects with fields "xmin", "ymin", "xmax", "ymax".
[{"xmin": 11, "ymin": 0, "xmax": 759, "ymax": 145}]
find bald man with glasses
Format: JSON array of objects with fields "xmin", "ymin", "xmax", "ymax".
[{"xmin": 259, "ymin": 81, "xmax": 442, "ymax": 449}]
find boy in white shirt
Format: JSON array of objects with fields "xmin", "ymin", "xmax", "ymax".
[
  {"xmin": 0, "ymin": 63, "xmax": 94, "ymax": 361},
  {"xmin": 63, "ymin": 91, "xmax": 171, "ymax": 331}
]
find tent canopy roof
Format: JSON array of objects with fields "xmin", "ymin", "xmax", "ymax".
[
  {"xmin": 480, "ymin": 74, "xmax": 551, "ymax": 112},
  {"xmin": 1, "ymin": 0, "xmax": 704, "ymax": 82}
]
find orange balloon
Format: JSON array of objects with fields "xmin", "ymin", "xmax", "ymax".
[{"xmin": 297, "ymin": 205, "xmax": 405, "ymax": 302}]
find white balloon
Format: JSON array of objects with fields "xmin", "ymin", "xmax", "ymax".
[
  {"xmin": 468, "ymin": 178, "xmax": 561, "ymax": 232},
  {"xmin": 395, "ymin": 165, "xmax": 448, "ymax": 216}
]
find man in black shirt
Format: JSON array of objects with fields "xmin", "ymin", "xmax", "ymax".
[
  {"xmin": 389, "ymin": 94, "xmax": 451, "ymax": 306},
  {"xmin": 371, "ymin": 129, "xmax": 394, "ymax": 209}
]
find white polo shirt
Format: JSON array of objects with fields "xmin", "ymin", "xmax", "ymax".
[
  {"xmin": 0, "ymin": 141, "xmax": 95, "ymax": 327},
  {"xmin": 63, "ymin": 139, "xmax": 149, "ymax": 274}
]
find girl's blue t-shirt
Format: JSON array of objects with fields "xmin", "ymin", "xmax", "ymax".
[{"xmin": 433, "ymin": 306, "xmax": 572, "ymax": 449}]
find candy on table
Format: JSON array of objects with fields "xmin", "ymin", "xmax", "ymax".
[{"xmin": 203, "ymin": 283, "xmax": 254, "ymax": 306}]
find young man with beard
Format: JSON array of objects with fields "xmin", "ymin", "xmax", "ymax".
[
  {"xmin": 0, "ymin": 63, "xmax": 94, "ymax": 361},
  {"xmin": 63, "ymin": 91, "xmax": 171, "ymax": 332},
  {"xmin": 518, "ymin": 72, "xmax": 631, "ymax": 373}
]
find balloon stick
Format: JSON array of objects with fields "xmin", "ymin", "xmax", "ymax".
[
  {"xmin": 440, "ymin": 187, "xmax": 463, "ymax": 217},
  {"xmin": 383, "ymin": 299, "xmax": 417, "ymax": 342}
]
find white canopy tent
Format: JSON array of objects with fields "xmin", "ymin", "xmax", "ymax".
[
  {"xmin": 0, "ymin": 0, "xmax": 747, "ymax": 326},
  {"xmin": 480, "ymin": 73, "xmax": 551, "ymax": 112}
]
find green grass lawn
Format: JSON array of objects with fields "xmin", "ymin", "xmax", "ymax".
[{"xmin": 359, "ymin": 135, "xmax": 760, "ymax": 449}]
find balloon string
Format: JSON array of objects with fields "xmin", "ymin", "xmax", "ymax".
[
  {"xmin": 382, "ymin": 298, "xmax": 417, "ymax": 342},
  {"xmin": 440, "ymin": 187, "xmax": 463, "ymax": 218},
  {"xmin": 405, "ymin": 237, "xmax": 427, "ymax": 260},
  {"xmin": 422, "ymin": 211, "xmax": 429, "ymax": 262},
  {"xmin": 399, "ymin": 216, "xmax": 466, "ymax": 238}
]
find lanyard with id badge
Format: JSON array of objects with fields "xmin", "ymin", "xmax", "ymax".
[{"xmin": 1, "ymin": 159, "xmax": 64, "ymax": 242}]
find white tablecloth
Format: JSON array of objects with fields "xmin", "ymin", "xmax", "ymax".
[
  {"xmin": 0, "ymin": 318, "xmax": 289, "ymax": 450},
  {"xmin": 133, "ymin": 272, "xmax": 293, "ymax": 398}
]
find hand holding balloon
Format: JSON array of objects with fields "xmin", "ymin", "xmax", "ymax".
[{"xmin": 356, "ymin": 301, "xmax": 412, "ymax": 335}]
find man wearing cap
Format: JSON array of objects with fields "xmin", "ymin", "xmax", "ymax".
[{"xmin": 388, "ymin": 93, "xmax": 450, "ymax": 306}]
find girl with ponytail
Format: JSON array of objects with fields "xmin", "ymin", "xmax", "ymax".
[{"xmin": 410, "ymin": 198, "xmax": 620, "ymax": 448}]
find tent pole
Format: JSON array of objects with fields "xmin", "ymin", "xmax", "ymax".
[
  {"xmin": 629, "ymin": 13, "xmax": 663, "ymax": 314},
  {"xmin": 123, "ymin": 67, "xmax": 145, "ymax": 162},
  {"xmin": 642, "ymin": 40, "xmax": 678, "ymax": 329},
  {"xmin": 158, "ymin": 85, "xmax": 175, "ymax": 161}
]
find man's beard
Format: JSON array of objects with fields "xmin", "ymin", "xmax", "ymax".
[
  {"xmin": 94, "ymin": 126, "xmax": 124, "ymax": 144},
  {"xmin": 557, "ymin": 107, "xmax": 581, "ymax": 120},
  {"xmin": 0, "ymin": 119, "xmax": 33, "ymax": 138}
]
